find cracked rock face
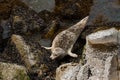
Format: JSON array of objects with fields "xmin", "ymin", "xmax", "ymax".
[
  {"xmin": 82, "ymin": 28, "xmax": 119, "ymax": 80},
  {"xmin": 56, "ymin": 63, "xmax": 81, "ymax": 80},
  {"xmin": 56, "ymin": 28, "xmax": 120, "ymax": 80}
]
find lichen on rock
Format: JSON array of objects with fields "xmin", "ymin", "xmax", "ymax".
[{"xmin": 0, "ymin": 62, "xmax": 30, "ymax": 80}]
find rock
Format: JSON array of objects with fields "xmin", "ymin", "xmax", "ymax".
[
  {"xmin": 11, "ymin": 3, "xmax": 46, "ymax": 35},
  {"xmin": 77, "ymin": 64, "xmax": 90, "ymax": 80},
  {"xmin": 86, "ymin": 28, "xmax": 118, "ymax": 44},
  {"xmin": 54, "ymin": 0, "xmax": 93, "ymax": 19},
  {"xmin": 44, "ymin": 19, "xmax": 60, "ymax": 39},
  {"xmin": 0, "ymin": 0, "xmax": 15, "ymax": 19},
  {"xmin": 103, "ymin": 56, "xmax": 118, "ymax": 80},
  {"xmin": 11, "ymin": 34, "xmax": 58, "ymax": 79},
  {"xmin": 81, "ymin": 28, "xmax": 119, "ymax": 80},
  {"xmin": 0, "ymin": 62, "xmax": 30, "ymax": 80},
  {"xmin": 11, "ymin": 34, "xmax": 38, "ymax": 70},
  {"xmin": 56, "ymin": 63, "xmax": 80, "ymax": 80},
  {"xmin": 21, "ymin": 0, "xmax": 55, "ymax": 13},
  {"xmin": 81, "ymin": 0, "xmax": 120, "ymax": 38},
  {"xmin": 87, "ymin": 0, "xmax": 120, "ymax": 25}
]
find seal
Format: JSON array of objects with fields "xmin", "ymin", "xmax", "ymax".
[{"xmin": 45, "ymin": 16, "xmax": 88, "ymax": 60}]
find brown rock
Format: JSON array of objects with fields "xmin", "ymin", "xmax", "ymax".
[
  {"xmin": 54, "ymin": 0, "xmax": 93, "ymax": 19},
  {"xmin": 10, "ymin": 34, "xmax": 58, "ymax": 79},
  {"xmin": 11, "ymin": 3, "xmax": 46, "ymax": 35}
]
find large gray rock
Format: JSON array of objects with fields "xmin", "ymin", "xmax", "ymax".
[
  {"xmin": 56, "ymin": 28, "xmax": 120, "ymax": 80},
  {"xmin": 56, "ymin": 63, "xmax": 81, "ymax": 80},
  {"xmin": 86, "ymin": 28, "xmax": 118, "ymax": 44},
  {"xmin": 77, "ymin": 64, "xmax": 90, "ymax": 80},
  {"xmin": 103, "ymin": 56, "xmax": 118, "ymax": 80},
  {"xmin": 87, "ymin": 0, "xmax": 120, "ymax": 25},
  {"xmin": 21, "ymin": 0, "xmax": 55, "ymax": 13},
  {"xmin": 81, "ymin": 0, "xmax": 120, "ymax": 38},
  {"xmin": 0, "ymin": 62, "xmax": 30, "ymax": 80},
  {"xmin": 82, "ymin": 28, "xmax": 119, "ymax": 80}
]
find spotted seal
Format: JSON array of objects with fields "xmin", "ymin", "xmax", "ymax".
[{"xmin": 45, "ymin": 16, "xmax": 88, "ymax": 60}]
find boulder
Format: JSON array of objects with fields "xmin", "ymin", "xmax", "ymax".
[
  {"xmin": 21, "ymin": 0, "xmax": 55, "ymax": 13},
  {"xmin": 58, "ymin": 28, "xmax": 120, "ymax": 80},
  {"xmin": 81, "ymin": 28, "xmax": 119, "ymax": 80},
  {"xmin": 11, "ymin": 34, "xmax": 58, "ymax": 79},
  {"xmin": 87, "ymin": 0, "xmax": 120, "ymax": 25},
  {"xmin": 54, "ymin": 0, "xmax": 93, "ymax": 19},
  {"xmin": 56, "ymin": 63, "xmax": 80, "ymax": 80},
  {"xmin": 81, "ymin": 0, "xmax": 120, "ymax": 38},
  {"xmin": 0, "ymin": 0, "xmax": 15, "ymax": 19},
  {"xmin": 77, "ymin": 64, "xmax": 90, "ymax": 80},
  {"xmin": 0, "ymin": 62, "xmax": 30, "ymax": 80},
  {"xmin": 86, "ymin": 28, "xmax": 118, "ymax": 44},
  {"xmin": 11, "ymin": 4, "xmax": 46, "ymax": 35}
]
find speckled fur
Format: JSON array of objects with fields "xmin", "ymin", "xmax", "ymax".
[{"xmin": 45, "ymin": 16, "xmax": 88, "ymax": 60}]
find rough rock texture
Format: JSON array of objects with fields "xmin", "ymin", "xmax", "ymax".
[
  {"xmin": 80, "ymin": 28, "xmax": 119, "ymax": 80},
  {"xmin": 77, "ymin": 64, "xmax": 90, "ymax": 80},
  {"xmin": 21, "ymin": 0, "xmax": 55, "ymax": 13},
  {"xmin": 81, "ymin": 0, "xmax": 120, "ymax": 38},
  {"xmin": 56, "ymin": 28, "xmax": 120, "ymax": 80},
  {"xmin": 11, "ymin": 3, "xmax": 46, "ymax": 35},
  {"xmin": 11, "ymin": 34, "xmax": 38, "ymax": 70},
  {"xmin": 86, "ymin": 28, "xmax": 118, "ymax": 44},
  {"xmin": 10, "ymin": 34, "xmax": 58, "ymax": 80},
  {"xmin": 54, "ymin": 0, "xmax": 93, "ymax": 19},
  {"xmin": 0, "ymin": 0, "xmax": 15, "ymax": 19},
  {"xmin": 0, "ymin": 62, "xmax": 30, "ymax": 80},
  {"xmin": 87, "ymin": 0, "xmax": 120, "ymax": 25},
  {"xmin": 56, "ymin": 63, "xmax": 80, "ymax": 80}
]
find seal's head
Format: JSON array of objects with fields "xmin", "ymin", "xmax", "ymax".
[{"xmin": 50, "ymin": 47, "xmax": 65, "ymax": 60}]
